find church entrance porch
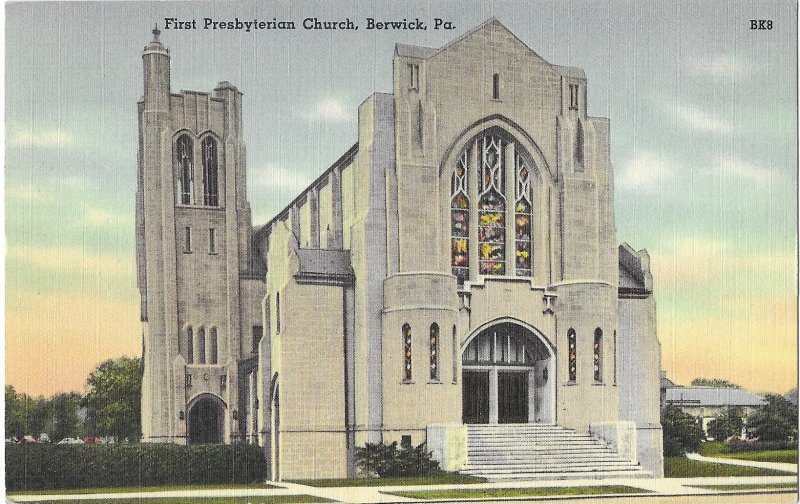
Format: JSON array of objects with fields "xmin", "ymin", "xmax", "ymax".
[
  {"xmin": 461, "ymin": 321, "xmax": 554, "ymax": 424},
  {"xmin": 188, "ymin": 394, "xmax": 225, "ymax": 444}
]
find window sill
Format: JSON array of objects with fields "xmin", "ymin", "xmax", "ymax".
[
  {"xmin": 427, "ymin": 380, "xmax": 443, "ymax": 385},
  {"xmin": 564, "ymin": 381, "xmax": 577, "ymax": 386},
  {"xmin": 209, "ymin": 252, "xmax": 218, "ymax": 255},
  {"xmin": 183, "ymin": 251, "xmax": 192, "ymax": 254},
  {"xmin": 401, "ymin": 380, "xmax": 415, "ymax": 385},
  {"xmin": 592, "ymin": 382, "xmax": 604, "ymax": 386}
]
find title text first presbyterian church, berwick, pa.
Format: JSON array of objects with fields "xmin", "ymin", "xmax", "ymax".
[{"xmin": 136, "ymin": 18, "xmax": 664, "ymax": 480}]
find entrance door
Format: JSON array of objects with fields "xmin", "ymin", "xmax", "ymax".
[
  {"xmin": 498, "ymin": 371, "xmax": 528, "ymax": 423},
  {"xmin": 188, "ymin": 397, "xmax": 223, "ymax": 444},
  {"xmin": 462, "ymin": 371, "xmax": 489, "ymax": 424}
]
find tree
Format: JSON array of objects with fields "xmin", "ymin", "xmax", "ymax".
[
  {"xmin": 662, "ymin": 405, "xmax": 705, "ymax": 456},
  {"xmin": 48, "ymin": 392, "xmax": 85, "ymax": 441},
  {"xmin": 82, "ymin": 357, "xmax": 142, "ymax": 442},
  {"xmin": 5, "ymin": 386, "xmax": 49, "ymax": 440},
  {"xmin": 747, "ymin": 394, "xmax": 798, "ymax": 443},
  {"xmin": 690, "ymin": 378, "xmax": 741, "ymax": 389},
  {"xmin": 707, "ymin": 407, "xmax": 744, "ymax": 441}
]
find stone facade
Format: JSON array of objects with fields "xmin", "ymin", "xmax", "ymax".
[{"xmin": 137, "ymin": 19, "xmax": 664, "ymax": 480}]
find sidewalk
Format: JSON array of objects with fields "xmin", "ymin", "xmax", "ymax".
[
  {"xmin": 686, "ymin": 453, "xmax": 799, "ymax": 473},
  {"xmin": 8, "ymin": 475, "xmax": 798, "ymax": 503}
]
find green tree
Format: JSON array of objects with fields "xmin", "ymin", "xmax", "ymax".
[
  {"xmin": 48, "ymin": 392, "xmax": 85, "ymax": 441},
  {"xmin": 82, "ymin": 357, "xmax": 142, "ymax": 442},
  {"xmin": 707, "ymin": 407, "xmax": 744, "ymax": 441},
  {"xmin": 690, "ymin": 378, "xmax": 741, "ymax": 389},
  {"xmin": 747, "ymin": 394, "xmax": 798, "ymax": 443},
  {"xmin": 662, "ymin": 405, "xmax": 705, "ymax": 456},
  {"xmin": 5, "ymin": 386, "xmax": 49, "ymax": 440}
]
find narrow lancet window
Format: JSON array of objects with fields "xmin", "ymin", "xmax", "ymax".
[
  {"xmin": 197, "ymin": 327, "xmax": 206, "ymax": 364},
  {"xmin": 202, "ymin": 136, "xmax": 219, "ymax": 206},
  {"xmin": 187, "ymin": 326, "xmax": 194, "ymax": 364},
  {"xmin": 492, "ymin": 73, "xmax": 500, "ymax": 99},
  {"xmin": 209, "ymin": 327, "xmax": 218, "ymax": 365},
  {"xmin": 451, "ymin": 150, "xmax": 470, "ymax": 284},
  {"xmin": 176, "ymin": 134, "xmax": 194, "ymax": 205},
  {"xmin": 568, "ymin": 328, "xmax": 577, "ymax": 382},
  {"xmin": 430, "ymin": 323, "xmax": 439, "ymax": 381},
  {"xmin": 594, "ymin": 328, "xmax": 603, "ymax": 382},
  {"xmin": 514, "ymin": 153, "xmax": 533, "ymax": 276},
  {"xmin": 403, "ymin": 324, "xmax": 412, "ymax": 381},
  {"xmin": 477, "ymin": 135, "xmax": 505, "ymax": 275}
]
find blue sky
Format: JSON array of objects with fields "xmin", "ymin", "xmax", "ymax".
[{"xmin": 5, "ymin": 0, "xmax": 797, "ymax": 395}]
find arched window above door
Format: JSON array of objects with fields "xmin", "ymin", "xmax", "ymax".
[{"xmin": 450, "ymin": 130, "xmax": 538, "ymax": 284}]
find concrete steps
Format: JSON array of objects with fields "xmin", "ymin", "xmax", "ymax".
[{"xmin": 461, "ymin": 423, "xmax": 652, "ymax": 481}]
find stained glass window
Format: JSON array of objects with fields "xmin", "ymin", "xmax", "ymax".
[
  {"xmin": 202, "ymin": 136, "xmax": 219, "ymax": 206},
  {"xmin": 568, "ymin": 328, "xmax": 576, "ymax": 382},
  {"xmin": 477, "ymin": 135, "xmax": 505, "ymax": 275},
  {"xmin": 451, "ymin": 151, "xmax": 470, "ymax": 284},
  {"xmin": 430, "ymin": 323, "xmax": 439, "ymax": 381},
  {"xmin": 403, "ymin": 324, "xmax": 412, "ymax": 381},
  {"xmin": 176, "ymin": 134, "xmax": 194, "ymax": 205},
  {"xmin": 594, "ymin": 328, "xmax": 602, "ymax": 382},
  {"xmin": 515, "ymin": 153, "xmax": 532, "ymax": 276}
]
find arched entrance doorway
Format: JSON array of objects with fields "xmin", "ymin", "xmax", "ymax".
[
  {"xmin": 462, "ymin": 321, "xmax": 555, "ymax": 424},
  {"xmin": 188, "ymin": 394, "xmax": 225, "ymax": 444}
]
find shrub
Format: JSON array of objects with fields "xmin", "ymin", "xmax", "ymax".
[
  {"xmin": 662, "ymin": 405, "xmax": 705, "ymax": 456},
  {"xmin": 356, "ymin": 441, "xmax": 440, "ymax": 477},
  {"xmin": 6, "ymin": 443, "xmax": 267, "ymax": 491},
  {"xmin": 707, "ymin": 408, "xmax": 744, "ymax": 441},
  {"xmin": 725, "ymin": 438, "xmax": 797, "ymax": 453},
  {"xmin": 747, "ymin": 394, "xmax": 798, "ymax": 443}
]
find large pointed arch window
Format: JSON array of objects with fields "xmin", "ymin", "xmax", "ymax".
[
  {"xmin": 450, "ymin": 151, "xmax": 469, "ymax": 283},
  {"xmin": 450, "ymin": 130, "xmax": 538, "ymax": 284},
  {"xmin": 202, "ymin": 136, "xmax": 219, "ymax": 206},
  {"xmin": 176, "ymin": 134, "xmax": 194, "ymax": 205},
  {"xmin": 477, "ymin": 135, "xmax": 506, "ymax": 275}
]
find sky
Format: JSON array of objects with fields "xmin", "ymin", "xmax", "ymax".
[{"xmin": 5, "ymin": 0, "xmax": 797, "ymax": 397}]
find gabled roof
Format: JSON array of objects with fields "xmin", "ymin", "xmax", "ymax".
[
  {"xmin": 395, "ymin": 43, "xmax": 436, "ymax": 59},
  {"xmin": 665, "ymin": 387, "xmax": 765, "ymax": 408}
]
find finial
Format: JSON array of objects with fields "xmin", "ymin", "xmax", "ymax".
[{"xmin": 152, "ymin": 24, "xmax": 161, "ymax": 42}]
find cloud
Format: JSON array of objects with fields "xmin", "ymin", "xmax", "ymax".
[
  {"xmin": 686, "ymin": 53, "xmax": 758, "ymax": 81},
  {"xmin": 616, "ymin": 151, "xmax": 675, "ymax": 192},
  {"xmin": 715, "ymin": 154, "xmax": 776, "ymax": 186},
  {"xmin": 302, "ymin": 98, "xmax": 353, "ymax": 123},
  {"xmin": 80, "ymin": 208, "xmax": 134, "ymax": 229},
  {"xmin": 9, "ymin": 129, "xmax": 73, "ymax": 148},
  {"xmin": 7, "ymin": 245, "xmax": 133, "ymax": 277},
  {"xmin": 249, "ymin": 162, "xmax": 314, "ymax": 192},
  {"xmin": 664, "ymin": 104, "xmax": 731, "ymax": 134},
  {"xmin": 6, "ymin": 184, "xmax": 53, "ymax": 203}
]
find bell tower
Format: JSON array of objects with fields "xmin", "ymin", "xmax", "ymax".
[{"xmin": 136, "ymin": 26, "xmax": 260, "ymax": 444}]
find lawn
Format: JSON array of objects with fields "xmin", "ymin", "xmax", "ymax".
[
  {"xmin": 665, "ymin": 456, "xmax": 794, "ymax": 478},
  {"xmin": 12, "ymin": 497, "xmax": 331, "ymax": 504},
  {"xmin": 697, "ymin": 441, "xmax": 798, "ymax": 464},
  {"xmin": 290, "ymin": 473, "xmax": 485, "ymax": 487},
  {"xmin": 687, "ymin": 483, "xmax": 798, "ymax": 491},
  {"xmin": 718, "ymin": 450, "xmax": 798, "ymax": 464},
  {"xmin": 386, "ymin": 485, "xmax": 650, "ymax": 500},
  {"xmin": 9, "ymin": 483, "xmax": 281, "ymax": 496}
]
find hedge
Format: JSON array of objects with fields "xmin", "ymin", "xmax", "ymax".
[{"xmin": 6, "ymin": 443, "xmax": 268, "ymax": 491}]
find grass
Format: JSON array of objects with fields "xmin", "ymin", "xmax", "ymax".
[
  {"xmin": 386, "ymin": 485, "xmax": 650, "ymax": 500},
  {"xmin": 717, "ymin": 450, "xmax": 798, "ymax": 464},
  {"xmin": 9, "ymin": 483, "xmax": 281, "ymax": 496},
  {"xmin": 15, "ymin": 497, "xmax": 332, "ymax": 504},
  {"xmin": 696, "ymin": 441, "xmax": 798, "ymax": 464},
  {"xmin": 687, "ymin": 483, "xmax": 798, "ymax": 491},
  {"xmin": 665, "ymin": 456, "xmax": 794, "ymax": 478},
  {"xmin": 290, "ymin": 473, "xmax": 486, "ymax": 487}
]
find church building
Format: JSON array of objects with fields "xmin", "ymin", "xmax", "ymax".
[{"xmin": 136, "ymin": 19, "xmax": 664, "ymax": 481}]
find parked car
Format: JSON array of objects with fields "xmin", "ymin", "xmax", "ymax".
[
  {"xmin": 81, "ymin": 437, "xmax": 103, "ymax": 445},
  {"xmin": 38, "ymin": 433, "xmax": 51, "ymax": 443},
  {"xmin": 57, "ymin": 437, "xmax": 83, "ymax": 444},
  {"xmin": 17, "ymin": 436, "xmax": 40, "ymax": 445}
]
